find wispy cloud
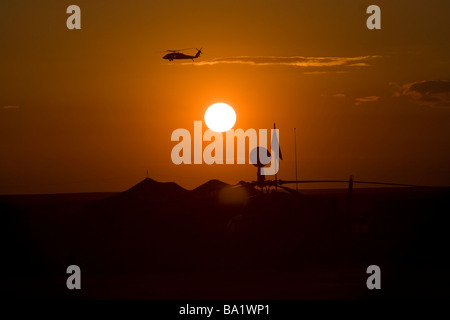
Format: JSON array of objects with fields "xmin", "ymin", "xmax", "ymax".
[
  {"xmin": 332, "ymin": 93, "xmax": 346, "ymax": 98},
  {"xmin": 348, "ymin": 63, "xmax": 370, "ymax": 67},
  {"xmin": 3, "ymin": 105, "xmax": 20, "ymax": 109},
  {"xmin": 396, "ymin": 80, "xmax": 450, "ymax": 108},
  {"xmin": 303, "ymin": 71, "xmax": 328, "ymax": 75},
  {"xmin": 181, "ymin": 55, "xmax": 381, "ymax": 70},
  {"xmin": 354, "ymin": 96, "xmax": 379, "ymax": 106}
]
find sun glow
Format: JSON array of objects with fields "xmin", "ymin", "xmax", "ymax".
[{"xmin": 204, "ymin": 103, "xmax": 236, "ymax": 133}]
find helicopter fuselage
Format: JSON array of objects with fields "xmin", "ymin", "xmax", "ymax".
[
  {"xmin": 163, "ymin": 49, "xmax": 201, "ymax": 61},
  {"xmin": 163, "ymin": 53, "xmax": 195, "ymax": 61}
]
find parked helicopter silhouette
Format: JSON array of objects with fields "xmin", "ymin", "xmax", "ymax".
[
  {"xmin": 242, "ymin": 123, "xmax": 424, "ymax": 194},
  {"xmin": 162, "ymin": 48, "xmax": 202, "ymax": 61}
]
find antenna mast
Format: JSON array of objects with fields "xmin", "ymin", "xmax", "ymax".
[
  {"xmin": 294, "ymin": 128, "xmax": 298, "ymax": 192},
  {"xmin": 274, "ymin": 123, "xmax": 278, "ymax": 192}
]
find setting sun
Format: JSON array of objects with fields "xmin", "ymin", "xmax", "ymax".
[{"xmin": 204, "ymin": 103, "xmax": 236, "ymax": 133}]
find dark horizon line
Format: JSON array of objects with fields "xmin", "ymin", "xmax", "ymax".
[{"xmin": 0, "ymin": 176, "xmax": 448, "ymax": 197}]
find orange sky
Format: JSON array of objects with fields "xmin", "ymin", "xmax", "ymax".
[{"xmin": 1, "ymin": 0, "xmax": 450, "ymax": 194}]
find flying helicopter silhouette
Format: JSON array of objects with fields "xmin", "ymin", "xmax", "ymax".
[{"xmin": 162, "ymin": 48, "xmax": 203, "ymax": 61}]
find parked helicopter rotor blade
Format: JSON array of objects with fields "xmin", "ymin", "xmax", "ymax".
[{"xmin": 277, "ymin": 185, "xmax": 298, "ymax": 194}]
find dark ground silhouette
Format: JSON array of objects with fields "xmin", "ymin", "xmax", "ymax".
[{"xmin": 1, "ymin": 178, "xmax": 450, "ymax": 299}]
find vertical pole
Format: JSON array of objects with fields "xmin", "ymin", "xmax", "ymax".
[
  {"xmin": 274, "ymin": 123, "xmax": 278, "ymax": 192},
  {"xmin": 347, "ymin": 174, "xmax": 354, "ymax": 215},
  {"xmin": 294, "ymin": 128, "xmax": 298, "ymax": 192}
]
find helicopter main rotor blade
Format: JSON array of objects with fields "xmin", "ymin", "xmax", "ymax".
[
  {"xmin": 277, "ymin": 185, "xmax": 298, "ymax": 194},
  {"xmin": 156, "ymin": 48, "xmax": 195, "ymax": 53},
  {"xmin": 166, "ymin": 48, "xmax": 195, "ymax": 52}
]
